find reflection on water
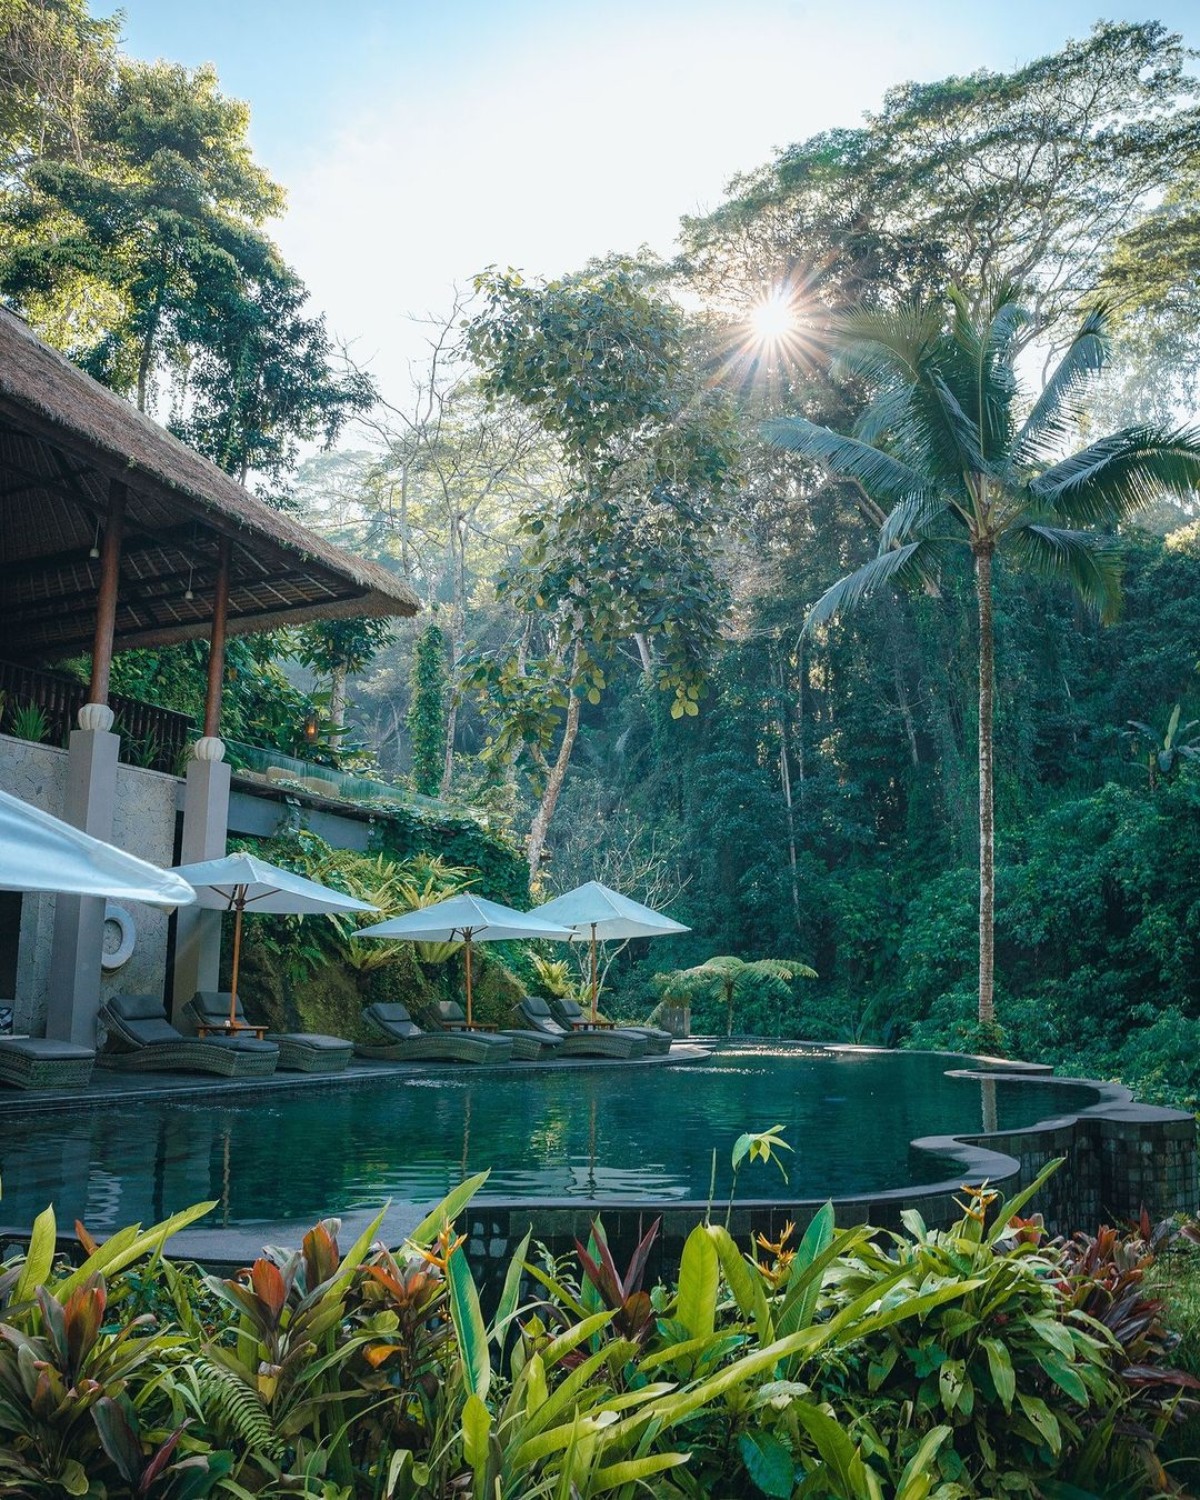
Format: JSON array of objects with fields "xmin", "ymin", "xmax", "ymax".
[{"xmin": 0, "ymin": 1050, "xmax": 1100, "ymax": 1232}]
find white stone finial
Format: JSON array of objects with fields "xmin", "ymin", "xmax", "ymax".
[
  {"xmin": 77, "ymin": 702, "xmax": 115, "ymax": 732},
  {"xmin": 193, "ymin": 736, "xmax": 226, "ymax": 762}
]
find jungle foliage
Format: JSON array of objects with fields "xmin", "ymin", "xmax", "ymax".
[{"xmin": 0, "ymin": 1163, "xmax": 1196, "ymax": 1497}]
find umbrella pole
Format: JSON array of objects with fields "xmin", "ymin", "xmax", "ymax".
[
  {"xmin": 590, "ymin": 925, "xmax": 598, "ymax": 1021},
  {"xmin": 228, "ymin": 899, "xmax": 244, "ymax": 1029},
  {"xmin": 465, "ymin": 936, "xmax": 474, "ymax": 1027}
]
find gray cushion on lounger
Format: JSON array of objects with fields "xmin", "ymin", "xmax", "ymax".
[{"xmin": 106, "ymin": 993, "xmax": 274, "ymax": 1054}]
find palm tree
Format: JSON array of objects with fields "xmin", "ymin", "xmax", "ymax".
[
  {"xmin": 765, "ymin": 287, "xmax": 1200, "ymax": 1034},
  {"xmin": 656, "ymin": 955, "xmax": 817, "ymax": 1037}
]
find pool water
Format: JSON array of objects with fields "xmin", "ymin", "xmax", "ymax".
[{"xmin": 0, "ymin": 1048, "xmax": 1099, "ymax": 1234}]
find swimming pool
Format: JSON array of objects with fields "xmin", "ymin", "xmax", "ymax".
[{"xmin": 0, "ymin": 1046, "xmax": 1101, "ymax": 1236}]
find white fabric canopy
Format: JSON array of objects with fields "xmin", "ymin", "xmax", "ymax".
[
  {"xmin": 535, "ymin": 880, "xmax": 689, "ymax": 940},
  {"xmin": 0, "ymin": 786, "xmax": 196, "ymax": 906},
  {"xmin": 355, "ymin": 892, "xmax": 572, "ymax": 1028},
  {"xmin": 172, "ymin": 853, "xmax": 378, "ymax": 915},
  {"xmin": 355, "ymin": 891, "xmax": 572, "ymax": 942}
]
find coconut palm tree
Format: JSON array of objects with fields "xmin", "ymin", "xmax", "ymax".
[{"xmin": 765, "ymin": 287, "xmax": 1200, "ymax": 1036}]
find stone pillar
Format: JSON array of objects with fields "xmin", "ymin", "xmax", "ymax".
[
  {"xmin": 46, "ymin": 707, "xmax": 120, "ymax": 1044},
  {"xmin": 171, "ymin": 743, "xmax": 231, "ymax": 1026}
]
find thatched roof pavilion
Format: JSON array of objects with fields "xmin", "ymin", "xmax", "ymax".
[{"xmin": 0, "ymin": 306, "xmax": 417, "ymax": 656}]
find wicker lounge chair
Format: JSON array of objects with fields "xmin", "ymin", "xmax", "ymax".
[
  {"xmin": 553, "ymin": 996, "xmax": 673, "ymax": 1056},
  {"xmin": 355, "ymin": 1003, "xmax": 515, "ymax": 1064},
  {"xmin": 0, "ymin": 1037, "xmax": 94, "ymax": 1089},
  {"xmin": 189, "ymin": 992, "xmax": 353, "ymax": 1074},
  {"xmin": 98, "ymin": 993, "xmax": 279, "ymax": 1077},
  {"xmin": 433, "ymin": 999, "xmax": 559, "ymax": 1061},
  {"xmin": 516, "ymin": 997, "xmax": 648, "ymax": 1059}
]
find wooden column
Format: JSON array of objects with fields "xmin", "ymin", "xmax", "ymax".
[
  {"xmin": 202, "ymin": 536, "xmax": 232, "ymax": 738},
  {"xmin": 87, "ymin": 479, "xmax": 125, "ymax": 705}
]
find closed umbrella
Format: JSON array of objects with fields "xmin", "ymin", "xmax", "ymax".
[
  {"xmin": 535, "ymin": 880, "xmax": 689, "ymax": 1020},
  {"xmin": 0, "ymin": 786, "xmax": 195, "ymax": 906},
  {"xmin": 355, "ymin": 892, "xmax": 573, "ymax": 1027},
  {"xmin": 173, "ymin": 853, "xmax": 377, "ymax": 1028}
]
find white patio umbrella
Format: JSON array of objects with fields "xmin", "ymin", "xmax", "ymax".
[
  {"xmin": 354, "ymin": 892, "xmax": 573, "ymax": 1027},
  {"xmin": 172, "ymin": 853, "xmax": 377, "ymax": 1028},
  {"xmin": 0, "ymin": 786, "xmax": 195, "ymax": 906},
  {"xmin": 535, "ymin": 880, "xmax": 690, "ymax": 1020}
]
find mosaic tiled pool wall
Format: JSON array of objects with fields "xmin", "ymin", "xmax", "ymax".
[{"xmin": 462, "ymin": 1073, "xmax": 1197, "ymax": 1295}]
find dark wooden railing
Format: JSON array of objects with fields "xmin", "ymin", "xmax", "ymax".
[{"xmin": 0, "ymin": 661, "xmax": 194, "ymax": 775}]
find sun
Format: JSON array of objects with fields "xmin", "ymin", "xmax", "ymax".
[{"xmin": 748, "ymin": 290, "xmax": 797, "ymax": 345}]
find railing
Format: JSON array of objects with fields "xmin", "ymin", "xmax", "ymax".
[
  {"xmin": 0, "ymin": 661, "xmax": 194, "ymax": 775},
  {"xmin": 224, "ymin": 738, "xmax": 460, "ymax": 816}
]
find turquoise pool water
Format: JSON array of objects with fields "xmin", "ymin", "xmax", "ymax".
[{"xmin": 0, "ymin": 1048, "xmax": 1099, "ymax": 1233}]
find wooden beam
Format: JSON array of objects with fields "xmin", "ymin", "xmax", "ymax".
[
  {"xmin": 203, "ymin": 536, "xmax": 231, "ymax": 738},
  {"xmin": 87, "ymin": 480, "xmax": 125, "ymax": 706}
]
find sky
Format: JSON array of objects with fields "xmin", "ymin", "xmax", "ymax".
[{"xmin": 100, "ymin": 1, "xmax": 1199, "ymax": 403}]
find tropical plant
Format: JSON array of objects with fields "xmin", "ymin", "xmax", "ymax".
[
  {"xmin": 8, "ymin": 701, "xmax": 48, "ymax": 744},
  {"xmin": 1124, "ymin": 703, "xmax": 1200, "ymax": 791},
  {"xmin": 765, "ymin": 286, "xmax": 1200, "ymax": 1035},
  {"xmin": 655, "ymin": 954, "xmax": 817, "ymax": 1035}
]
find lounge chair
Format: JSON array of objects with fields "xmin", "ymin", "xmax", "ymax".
[
  {"xmin": 516, "ymin": 997, "xmax": 648, "ymax": 1059},
  {"xmin": 0, "ymin": 1037, "xmax": 94, "ymax": 1090},
  {"xmin": 188, "ymin": 992, "xmax": 353, "ymax": 1075},
  {"xmin": 553, "ymin": 996, "xmax": 673, "ymax": 1056},
  {"xmin": 356, "ymin": 1003, "xmax": 515, "ymax": 1065},
  {"xmin": 98, "ymin": 993, "xmax": 279, "ymax": 1077},
  {"xmin": 433, "ymin": 999, "xmax": 560, "ymax": 1061}
]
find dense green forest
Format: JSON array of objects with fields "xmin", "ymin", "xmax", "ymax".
[{"xmin": 5, "ymin": 6, "xmax": 1200, "ymax": 1103}]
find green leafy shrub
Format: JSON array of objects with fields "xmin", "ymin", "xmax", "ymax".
[{"xmin": 1, "ymin": 1161, "xmax": 1194, "ymax": 1496}]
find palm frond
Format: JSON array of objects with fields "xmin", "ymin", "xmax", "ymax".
[
  {"xmin": 877, "ymin": 492, "xmax": 954, "ymax": 551},
  {"xmin": 972, "ymin": 291, "xmax": 1027, "ymax": 462},
  {"xmin": 1011, "ymin": 306, "xmax": 1108, "ymax": 467},
  {"xmin": 926, "ymin": 370, "xmax": 987, "ymax": 476},
  {"xmin": 762, "ymin": 417, "xmax": 930, "ymax": 505},
  {"xmin": 827, "ymin": 301, "xmax": 946, "ymax": 387},
  {"xmin": 1030, "ymin": 424, "xmax": 1200, "ymax": 526},
  {"xmin": 1005, "ymin": 524, "xmax": 1124, "ymax": 623},
  {"xmin": 803, "ymin": 540, "xmax": 932, "ymax": 635}
]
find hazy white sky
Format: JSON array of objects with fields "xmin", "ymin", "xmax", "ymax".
[{"xmin": 103, "ymin": 1, "xmax": 1198, "ymax": 401}]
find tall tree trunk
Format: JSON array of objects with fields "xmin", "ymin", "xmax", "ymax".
[
  {"xmin": 526, "ymin": 645, "xmax": 583, "ymax": 882},
  {"xmin": 776, "ymin": 651, "xmax": 801, "ymax": 927},
  {"xmin": 329, "ymin": 664, "xmax": 348, "ymax": 733},
  {"xmin": 974, "ymin": 544, "xmax": 996, "ymax": 1030}
]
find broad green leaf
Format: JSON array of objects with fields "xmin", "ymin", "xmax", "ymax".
[
  {"xmin": 57, "ymin": 1201, "xmax": 217, "ymax": 1298},
  {"xmin": 447, "ymin": 1247, "xmax": 490, "ymax": 1400},
  {"xmin": 408, "ymin": 1171, "xmax": 488, "ymax": 1249},
  {"xmin": 1017, "ymin": 1392, "xmax": 1062, "ymax": 1456},
  {"xmin": 895, "ymin": 1425, "xmax": 952, "ymax": 1500},
  {"xmin": 793, "ymin": 1401, "xmax": 883, "ymax": 1500},
  {"xmin": 981, "ymin": 1338, "xmax": 1015, "ymax": 1410},
  {"xmin": 986, "ymin": 1158, "xmax": 1065, "ymax": 1245},
  {"xmin": 738, "ymin": 1430, "xmax": 795, "ymax": 1498},
  {"xmin": 590, "ymin": 1452, "xmax": 690, "ymax": 1492},
  {"xmin": 14, "ymin": 1205, "xmax": 56, "ymax": 1306},
  {"xmin": 462, "ymin": 1392, "xmax": 490, "ymax": 1472},
  {"xmin": 1042, "ymin": 1354, "xmax": 1089, "ymax": 1405},
  {"xmin": 676, "ymin": 1223, "xmax": 718, "ymax": 1342},
  {"xmin": 1029, "ymin": 1315, "xmax": 1075, "ymax": 1360},
  {"xmin": 491, "ymin": 1228, "xmax": 531, "ymax": 1343}
]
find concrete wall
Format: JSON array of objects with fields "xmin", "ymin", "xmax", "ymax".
[{"xmin": 0, "ymin": 735, "xmax": 180, "ymax": 1035}]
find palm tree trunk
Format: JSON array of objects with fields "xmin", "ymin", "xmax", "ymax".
[{"xmin": 974, "ymin": 544, "xmax": 996, "ymax": 1031}]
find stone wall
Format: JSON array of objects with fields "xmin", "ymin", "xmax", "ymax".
[{"xmin": 0, "ymin": 734, "xmax": 181, "ymax": 1034}]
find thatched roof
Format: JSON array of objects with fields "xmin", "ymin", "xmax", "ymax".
[{"xmin": 0, "ymin": 308, "xmax": 418, "ymax": 655}]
